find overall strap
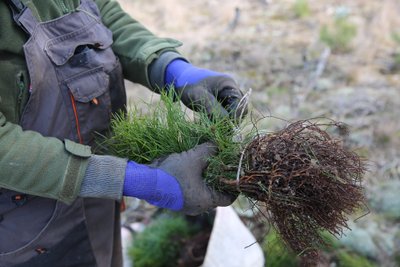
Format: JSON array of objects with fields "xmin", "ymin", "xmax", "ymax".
[
  {"xmin": 5, "ymin": 0, "xmax": 30, "ymax": 34},
  {"xmin": 5, "ymin": 0, "xmax": 38, "ymax": 35},
  {"xmin": 6, "ymin": 0, "xmax": 25, "ymax": 13}
]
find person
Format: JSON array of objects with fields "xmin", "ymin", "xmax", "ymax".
[{"xmin": 0, "ymin": 0, "xmax": 246, "ymax": 266}]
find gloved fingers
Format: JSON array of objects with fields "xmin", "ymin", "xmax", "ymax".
[
  {"xmin": 148, "ymin": 154, "xmax": 169, "ymax": 168},
  {"xmin": 181, "ymin": 207, "xmax": 203, "ymax": 216},
  {"xmin": 181, "ymin": 86, "xmax": 230, "ymax": 118},
  {"xmin": 196, "ymin": 141, "xmax": 217, "ymax": 151},
  {"xmin": 180, "ymin": 184, "xmax": 218, "ymax": 216},
  {"xmin": 210, "ymin": 186, "xmax": 238, "ymax": 207},
  {"xmin": 150, "ymin": 142, "xmax": 217, "ymax": 172},
  {"xmin": 220, "ymin": 90, "xmax": 248, "ymax": 122},
  {"xmin": 213, "ymin": 77, "xmax": 248, "ymax": 120},
  {"xmin": 224, "ymin": 90, "xmax": 248, "ymax": 118},
  {"xmin": 194, "ymin": 75, "xmax": 248, "ymax": 120},
  {"xmin": 180, "ymin": 186, "xmax": 236, "ymax": 216},
  {"xmin": 188, "ymin": 141, "xmax": 218, "ymax": 169}
]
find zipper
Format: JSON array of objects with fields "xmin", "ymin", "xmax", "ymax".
[
  {"xmin": 16, "ymin": 71, "xmax": 27, "ymax": 118},
  {"xmin": 16, "ymin": 72, "xmax": 25, "ymax": 106},
  {"xmin": 69, "ymin": 92, "xmax": 83, "ymax": 144}
]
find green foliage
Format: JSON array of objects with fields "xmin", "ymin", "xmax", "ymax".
[
  {"xmin": 394, "ymin": 54, "xmax": 400, "ymax": 66},
  {"xmin": 336, "ymin": 251, "xmax": 377, "ymax": 267},
  {"xmin": 320, "ymin": 17, "xmax": 357, "ymax": 52},
  {"xmin": 320, "ymin": 231, "xmax": 341, "ymax": 250},
  {"xmin": 392, "ymin": 32, "xmax": 400, "ymax": 45},
  {"xmin": 266, "ymin": 86, "xmax": 290, "ymax": 97},
  {"xmin": 109, "ymin": 92, "xmax": 236, "ymax": 161},
  {"xmin": 262, "ymin": 230, "xmax": 299, "ymax": 267},
  {"xmin": 319, "ymin": 233, "xmax": 377, "ymax": 267},
  {"xmin": 391, "ymin": 32, "xmax": 400, "ymax": 65},
  {"xmin": 262, "ymin": 231, "xmax": 377, "ymax": 267},
  {"xmin": 109, "ymin": 93, "xmax": 206, "ymax": 163},
  {"xmin": 293, "ymin": 0, "xmax": 310, "ymax": 18},
  {"xmin": 129, "ymin": 215, "xmax": 195, "ymax": 267},
  {"xmin": 395, "ymin": 253, "xmax": 400, "ymax": 267},
  {"xmin": 108, "ymin": 92, "xmax": 247, "ymax": 187}
]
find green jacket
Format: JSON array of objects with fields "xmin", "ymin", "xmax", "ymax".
[{"xmin": 0, "ymin": 0, "xmax": 182, "ymax": 203}]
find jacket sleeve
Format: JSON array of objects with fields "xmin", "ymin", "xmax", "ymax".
[
  {"xmin": 95, "ymin": 0, "xmax": 183, "ymax": 89},
  {"xmin": 0, "ymin": 111, "xmax": 90, "ymax": 204}
]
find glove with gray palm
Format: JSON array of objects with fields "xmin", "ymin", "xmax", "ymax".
[{"xmin": 123, "ymin": 142, "xmax": 234, "ymax": 215}]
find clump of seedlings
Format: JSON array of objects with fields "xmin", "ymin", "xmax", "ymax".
[
  {"xmin": 130, "ymin": 214, "xmax": 213, "ymax": 267},
  {"xmin": 108, "ymin": 93, "xmax": 366, "ymax": 264}
]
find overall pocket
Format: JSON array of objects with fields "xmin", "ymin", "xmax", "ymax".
[
  {"xmin": 44, "ymin": 21, "xmax": 114, "ymax": 67},
  {"xmin": 43, "ymin": 21, "xmax": 117, "ymax": 145},
  {"xmin": 0, "ymin": 189, "xmax": 57, "ymax": 254},
  {"xmin": 65, "ymin": 67, "xmax": 111, "ymax": 144}
]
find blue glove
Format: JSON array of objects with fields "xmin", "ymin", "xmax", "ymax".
[
  {"xmin": 165, "ymin": 59, "xmax": 247, "ymax": 119},
  {"xmin": 123, "ymin": 161, "xmax": 184, "ymax": 211},
  {"xmin": 165, "ymin": 59, "xmax": 223, "ymax": 88},
  {"xmin": 122, "ymin": 142, "xmax": 235, "ymax": 215}
]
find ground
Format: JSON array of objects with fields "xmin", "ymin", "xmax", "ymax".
[{"xmin": 117, "ymin": 0, "xmax": 400, "ymax": 266}]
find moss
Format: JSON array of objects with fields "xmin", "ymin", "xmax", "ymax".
[{"xmin": 129, "ymin": 215, "xmax": 195, "ymax": 267}]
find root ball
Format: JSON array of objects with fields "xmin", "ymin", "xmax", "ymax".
[{"xmin": 225, "ymin": 120, "xmax": 366, "ymax": 261}]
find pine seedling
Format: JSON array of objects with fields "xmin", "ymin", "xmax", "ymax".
[
  {"xmin": 108, "ymin": 92, "xmax": 366, "ymax": 265},
  {"xmin": 320, "ymin": 17, "xmax": 357, "ymax": 53},
  {"xmin": 130, "ymin": 215, "xmax": 194, "ymax": 267},
  {"xmin": 293, "ymin": 0, "xmax": 311, "ymax": 19}
]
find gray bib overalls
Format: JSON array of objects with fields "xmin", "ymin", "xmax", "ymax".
[{"xmin": 0, "ymin": 1, "xmax": 127, "ymax": 266}]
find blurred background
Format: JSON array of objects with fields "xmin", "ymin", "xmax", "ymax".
[{"xmin": 117, "ymin": 0, "xmax": 400, "ymax": 266}]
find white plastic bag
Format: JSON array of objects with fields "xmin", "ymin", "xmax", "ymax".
[{"xmin": 202, "ymin": 206, "xmax": 265, "ymax": 267}]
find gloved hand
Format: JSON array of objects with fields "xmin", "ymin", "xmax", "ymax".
[
  {"xmin": 122, "ymin": 142, "xmax": 235, "ymax": 215},
  {"xmin": 165, "ymin": 59, "xmax": 247, "ymax": 120}
]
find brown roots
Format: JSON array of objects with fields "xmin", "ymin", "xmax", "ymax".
[{"xmin": 222, "ymin": 120, "xmax": 366, "ymax": 263}]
